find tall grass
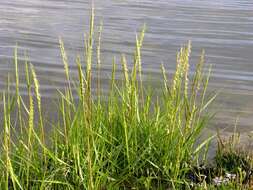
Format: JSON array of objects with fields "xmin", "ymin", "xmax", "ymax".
[{"xmin": 0, "ymin": 9, "xmax": 216, "ymax": 189}]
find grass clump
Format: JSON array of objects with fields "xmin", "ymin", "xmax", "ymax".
[
  {"xmin": 0, "ymin": 10, "xmax": 219, "ymax": 189},
  {"xmin": 185, "ymin": 130, "xmax": 253, "ymax": 189},
  {"xmin": 214, "ymin": 132, "xmax": 253, "ymax": 188}
]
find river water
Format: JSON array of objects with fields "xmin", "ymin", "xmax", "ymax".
[{"xmin": 0, "ymin": 0, "xmax": 253, "ymax": 133}]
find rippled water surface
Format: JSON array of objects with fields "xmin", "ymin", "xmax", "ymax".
[{"xmin": 0, "ymin": 0, "xmax": 253, "ymax": 131}]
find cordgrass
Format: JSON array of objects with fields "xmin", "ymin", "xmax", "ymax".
[{"xmin": 1, "ymin": 8, "xmax": 250, "ymax": 190}]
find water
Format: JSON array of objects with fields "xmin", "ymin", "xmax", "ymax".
[{"xmin": 0, "ymin": 0, "xmax": 253, "ymax": 133}]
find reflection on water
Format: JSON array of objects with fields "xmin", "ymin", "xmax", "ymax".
[{"xmin": 0, "ymin": 0, "xmax": 253, "ymax": 131}]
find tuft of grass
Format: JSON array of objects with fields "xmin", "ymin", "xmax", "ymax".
[
  {"xmin": 0, "ymin": 9, "xmax": 222, "ymax": 189},
  {"xmin": 186, "ymin": 130, "xmax": 253, "ymax": 189}
]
